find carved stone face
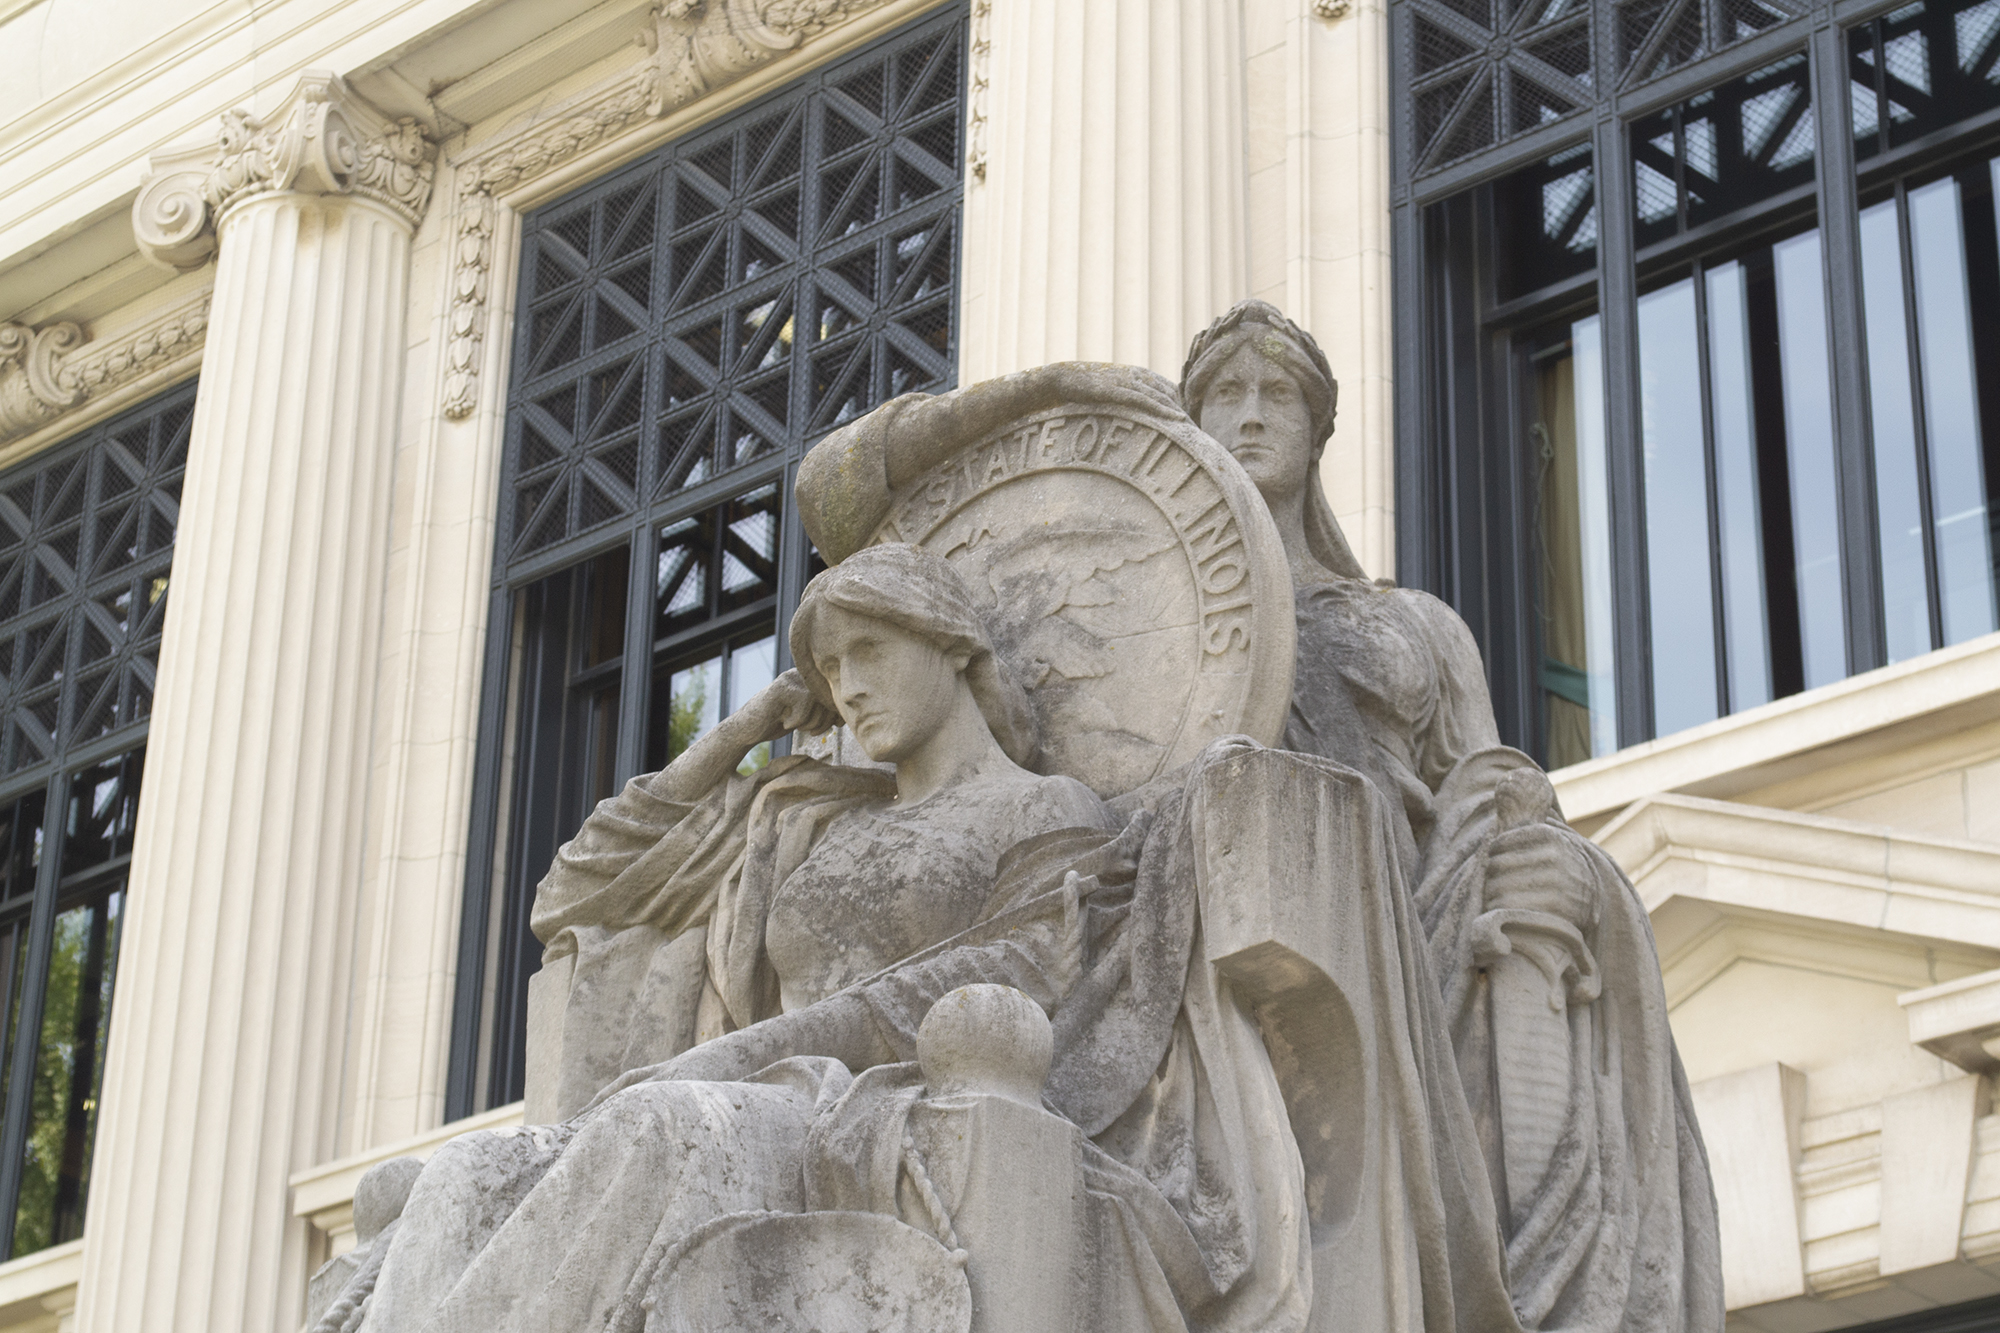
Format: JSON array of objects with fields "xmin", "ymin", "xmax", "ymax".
[
  {"xmin": 811, "ymin": 610, "xmax": 973, "ymax": 764},
  {"xmin": 1194, "ymin": 343, "xmax": 1316, "ymax": 504}
]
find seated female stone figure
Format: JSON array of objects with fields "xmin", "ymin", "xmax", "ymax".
[{"xmin": 352, "ymin": 544, "xmax": 1114, "ymax": 1331}]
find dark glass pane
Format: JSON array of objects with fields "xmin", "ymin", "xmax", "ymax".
[
  {"xmin": 11, "ymin": 883, "xmax": 121, "ymax": 1258},
  {"xmin": 59, "ymin": 748, "xmax": 141, "ymax": 879},
  {"xmin": 0, "ymin": 919, "xmax": 26, "ymax": 1122},
  {"xmin": 1495, "ymin": 145, "xmax": 1599, "ymax": 301},
  {"xmin": 1852, "ymin": 0, "xmax": 2000, "ymax": 162},
  {"xmin": 1633, "ymin": 56, "xmax": 1815, "ymax": 248},
  {"xmin": 657, "ymin": 511, "xmax": 719, "ymax": 640},
  {"xmin": 577, "ymin": 547, "xmax": 629, "ymax": 672},
  {"xmin": 1532, "ymin": 315, "xmax": 1620, "ymax": 765},
  {"xmin": 0, "ymin": 793, "xmax": 44, "ymax": 907},
  {"xmin": 719, "ymin": 486, "xmax": 782, "ymax": 615}
]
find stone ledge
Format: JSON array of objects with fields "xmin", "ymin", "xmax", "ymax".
[
  {"xmin": 1552, "ymin": 634, "xmax": 2000, "ymax": 828},
  {"xmin": 290, "ymin": 1102, "xmax": 523, "ymax": 1255},
  {"xmin": 0, "ymin": 1239, "xmax": 81, "ymax": 1332}
]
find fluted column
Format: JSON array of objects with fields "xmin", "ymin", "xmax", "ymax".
[
  {"xmin": 75, "ymin": 73, "xmax": 434, "ymax": 1333},
  {"xmin": 958, "ymin": 0, "xmax": 1248, "ymax": 381}
]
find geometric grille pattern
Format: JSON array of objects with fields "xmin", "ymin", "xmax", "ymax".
[
  {"xmin": 0, "ymin": 386, "xmax": 188, "ymax": 777},
  {"xmin": 1408, "ymin": 0, "xmax": 1805, "ymax": 175},
  {"xmin": 1411, "ymin": 0, "xmax": 1597, "ymax": 172},
  {"xmin": 1616, "ymin": 0, "xmax": 1803, "ymax": 83},
  {"xmin": 505, "ymin": 17, "xmax": 963, "ymax": 559}
]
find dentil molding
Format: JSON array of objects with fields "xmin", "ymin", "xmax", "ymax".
[
  {"xmin": 133, "ymin": 72, "xmax": 439, "ymax": 274},
  {"xmin": 440, "ymin": 0, "xmax": 889, "ymax": 419},
  {"xmin": 0, "ymin": 292, "xmax": 212, "ymax": 444}
]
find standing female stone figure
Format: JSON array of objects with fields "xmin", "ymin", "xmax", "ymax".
[
  {"xmin": 1176, "ymin": 300, "xmax": 1721, "ymax": 1330},
  {"xmin": 791, "ymin": 314, "xmax": 1722, "ymax": 1330}
]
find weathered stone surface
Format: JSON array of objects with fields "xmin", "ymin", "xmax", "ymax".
[
  {"xmin": 645, "ymin": 1211, "xmax": 972, "ymax": 1333},
  {"xmin": 331, "ymin": 345, "xmax": 1718, "ymax": 1333}
]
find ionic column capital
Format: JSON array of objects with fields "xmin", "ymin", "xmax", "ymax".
[{"xmin": 134, "ymin": 71, "xmax": 437, "ymax": 273}]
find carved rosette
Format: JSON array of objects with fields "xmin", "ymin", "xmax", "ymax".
[
  {"xmin": 440, "ymin": 0, "xmax": 885, "ymax": 419},
  {"xmin": 0, "ymin": 296, "xmax": 212, "ymax": 445},
  {"xmin": 134, "ymin": 72, "xmax": 437, "ymax": 274}
]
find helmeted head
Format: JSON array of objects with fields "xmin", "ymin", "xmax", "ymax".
[
  {"xmin": 789, "ymin": 543, "xmax": 1040, "ymax": 767},
  {"xmin": 1179, "ymin": 300, "xmax": 1366, "ymax": 581}
]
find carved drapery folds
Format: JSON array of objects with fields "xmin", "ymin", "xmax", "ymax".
[
  {"xmin": 0, "ymin": 297, "xmax": 211, "ymax": 444},
  {"xmin": 134, "ymin": 72, "xmax": 437, "ymax": 274},
  {"xmin": 440, "ymin": 0, "xmax": 886, "ymax": 419}
]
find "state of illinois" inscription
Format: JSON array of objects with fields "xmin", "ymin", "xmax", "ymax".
[{"xmin": 870, "ymin": 407, "xmax": 1295, "ymax": 797}]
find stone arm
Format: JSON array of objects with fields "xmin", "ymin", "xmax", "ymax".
[
  {"xmin": 531, "ymin": 669, "xmax": 836, "ymax": 943},
  {"xmin": 580, "ymin": 872, "xmax": 1090, "ymax": 1108},
  {"xmin": 795, "ymin": 362, "xmax": 1182, "ymax": 562}
]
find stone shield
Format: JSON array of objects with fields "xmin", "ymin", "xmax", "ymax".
[{"xmin": 868, "ymin": 406, "xmax": 1296, "ymax": 797}]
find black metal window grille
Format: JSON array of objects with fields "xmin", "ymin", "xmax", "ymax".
[
  {"xmin": 0, "ymin": 382, "xmax": 188, "ymax": 1259},
  {"xmin": 449, "ymin": 4, "xmax": 965, "ymax": 1117},
  {"xmin": 1394, "ymin": 0, "xmax": 2000, "ymax": 766}
]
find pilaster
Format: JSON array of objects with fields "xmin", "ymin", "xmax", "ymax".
[
  {"xmin": 74, "ymin": 72, "xmax": 434, "ymax": 1333},
  {"xmin": 1245, "ymin": 0, "xmax": 1395, "ymax": 578},
  {"xmin": 958, "ymin": 0, "xmax": 1249, "ymax": 381}
]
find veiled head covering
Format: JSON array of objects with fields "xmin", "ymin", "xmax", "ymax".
[
  {"xmin": 1179, "ymin": 300, "xmax": 1368, "ymax": 581},
  {"xmin": 790, "ymin": 543, "xmax": 1041, "ymax": 767}
]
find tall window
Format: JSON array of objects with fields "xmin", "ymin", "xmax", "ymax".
[
  {"xmin": 450, "ymin": 6, "xmax": 967, "ymax": 1116},
  {"xmin": 0, "ymin": 384, "xmax": 188, "ymax": 1257},
  {"xmin": 1395, "ymin": 0, "xmax": 2000, "ymax": 767}
]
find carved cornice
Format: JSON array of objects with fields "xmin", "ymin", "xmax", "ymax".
[
  {"xmin": 134, "ymin": 72, "xmax": 438, "ymax": 274},
  {"xmin": 441, "ymin": 0, "xmax": 887, "ymax": 419},
  {"xmin": 0, "ymin": 293, "xmax": 211, "ymax": 443}
]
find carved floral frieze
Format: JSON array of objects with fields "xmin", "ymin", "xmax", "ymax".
[
  {"xmin": 966, "ymin": 0, "xmax": 991, "ymax": 182},
  {"xmin": 134, "ymin": 72, "xmax": 438, "ymax": 274},
  {"xmin": 0, "ymin": 294, "xmax": 211, "ymax": 444},
  {"xmin": 440, "ymin": 0, "xmax": 890, "ymax": 419}
]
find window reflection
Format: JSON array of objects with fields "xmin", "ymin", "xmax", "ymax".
[
  {"xmin": 1704, "ymin": 262, "xmax": 1774, "ymax": 710},
  {"xmin": 646, "ymin": 632, "xmax": 778, "ymax": 772},
  {"xmin": 13, "ymin": 885, "xmax": 120, "ymax": 1255},
  {"xmin": 1860, "ymin": 159, "xmax": 2000, "ymax": 662},
  {"xmin": 1496, "ymin": 146, "xmax": 1599, "ymax": 302},
  {"xmin": 1638, "ymin": 280, "xmax": 1723, "ymax": 734},
  {"xmin": 1633, "ymin": 56, "xmax": 1815, "ymax": 249},
  {"xmin": 1853, "ymin": 0, "xmax": 2000, "ymax": 160},
  {"xmin": 1627, "ymin": 225, "xmax": 1838, "ymax": 736},
  {"xmin": 1534, "ymin": 316, "xmax": 1619, "ymax": 766},
  {"xmin": 1771, "ymin": 232, "xmax": 1845, "ymax": 690}
]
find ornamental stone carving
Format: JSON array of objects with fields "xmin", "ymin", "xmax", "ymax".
[
  {"xmin": 315, "ymin": 341, "xmax": 1723, "ymax": 1332},
  {"xmin": 0, "ymin": 294, "xmax": 211, "ymax": 444},
  {"xmin": 134, "ymin": 72, "xmax": 437, "ymax": 274}
]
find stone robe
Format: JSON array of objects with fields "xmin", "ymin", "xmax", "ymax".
[{"xmin": 1285, "ymin": 574, "xmax": 1723, "ymax": 1331}]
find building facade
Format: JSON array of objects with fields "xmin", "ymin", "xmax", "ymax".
[{"xmin": 0, "ymin": 0, "xmax": 1997, "ymax": 1327}]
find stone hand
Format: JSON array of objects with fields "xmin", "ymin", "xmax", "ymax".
[
  {"xmin": 1483, "ymin": 821, "xmax": 1599, "ymax": 929},
  {"xmin": 740, "ymin": 668, "xmax": 840, "ymax": 742},
  {"xmin": 1015, "ymin": 361, "xmax": 1183, "ymax": 420},
  {"xmin": 648, "ymin": 669, "xmax": 835, "ymax": 803}
]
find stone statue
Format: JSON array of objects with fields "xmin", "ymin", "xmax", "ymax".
[{"xmin": 322, "ymin": 308, "xmax": 1720, "ymax": 1333}]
